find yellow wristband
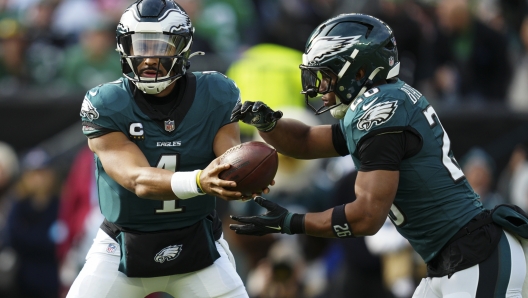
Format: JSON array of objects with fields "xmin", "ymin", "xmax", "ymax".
[{"xmin": 196, "ymin": 170, "xmax": 204, "ymax": 194}]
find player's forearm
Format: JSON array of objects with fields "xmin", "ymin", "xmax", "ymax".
[
  {"xmin": 129, "ymin": 167, "xmax": 178, "ymax": 200},
  {"xmin": 259, "ymin": 119, "xmax": 336, "ymax": 159},
  {"xmin": 304, "ymin": 210, "xmax": 335, "ymax": 238},
  {"xmin": 304, "ymin": 201, "xmax": 386, "ymax": 238},
  {"xmin": 258, "ymin": 118, "xmax": 306, "ymax": 158}
]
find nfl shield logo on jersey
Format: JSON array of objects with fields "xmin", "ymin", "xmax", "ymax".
[
  {"xmin": 164, "ymin": 120, "xmax": 175, "ymax": 132},
  {"xmin": 106, "ymin": 243, "xmax": 117, "ymax": 254}
]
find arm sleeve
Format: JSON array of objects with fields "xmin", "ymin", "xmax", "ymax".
[
  {"xmin": 358, "ymin": 129, "xmax": 422, "ymax": 171},
  {"xmin": 331, "ymin": 123, "xmax": 350, "ymax": 156}
]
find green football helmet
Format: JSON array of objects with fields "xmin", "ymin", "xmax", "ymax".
[{"xmin": 300, "ymin": 13, "xmax": 400, "ymax": 118}]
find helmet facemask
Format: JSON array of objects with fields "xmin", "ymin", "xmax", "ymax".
[
  {"xmin": 118, "ymin": 32, "xmax": 191, "ymax": 94},
  {"xmin": 300, "ymin": 66, "xmax": 339, "ymax": 115}
]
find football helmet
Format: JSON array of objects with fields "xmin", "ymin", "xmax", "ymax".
[
  {"xmin": 116, "ymin": 0, "xmax": 201, "ymax": 94},
  {"xmin": 300, "ymin": 14, "xmax": 400, "ymax": 118}
]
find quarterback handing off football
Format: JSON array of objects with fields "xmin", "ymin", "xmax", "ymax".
[{"xmin": 219, "ymin": 141, "xmax": 278, "ymax": 197}]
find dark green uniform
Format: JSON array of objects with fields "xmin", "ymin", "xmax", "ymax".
[
  {"xmin": 340, "ymin": 79, "xmax": 484, "ymax": 262},
  {"xmin": 80, "ymin": 72, "xmax": 240, "ymax": 232}
]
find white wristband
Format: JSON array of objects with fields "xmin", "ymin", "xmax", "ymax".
[{"xmin": 171, "ymin": 170, "xmax": 205, "ymax": 200}]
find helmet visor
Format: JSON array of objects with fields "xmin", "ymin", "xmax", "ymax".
[
  {"xmin": 300, "ymin": 66, "xmax": 337, "ymax": 98},
  {"xmin": 120, "ymin": 33, "xmax": 188, "ymax": 57}
]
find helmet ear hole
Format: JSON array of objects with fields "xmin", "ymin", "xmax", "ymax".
[{"xmin": 356, "ymin": 65, "xmax": 367, "ymax": 81}]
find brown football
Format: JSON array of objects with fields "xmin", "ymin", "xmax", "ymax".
[{"xmin": 218, "ymin": 141, "xmax": 278, "ymax": 196}]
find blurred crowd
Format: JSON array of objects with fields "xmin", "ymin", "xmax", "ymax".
[
  {"xmin": 1, "ymin": 0, "xmax": 528, "ymax": 297},
  {"xmin": 1, "ymin": 0, "xmax": 528, "ymax": 110}
]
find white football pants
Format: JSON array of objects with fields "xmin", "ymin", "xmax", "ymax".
[
  {"xmin": 66, "ymin": 229, "xmax": 248, "ymax": 298},
  {"xmin": 413, "ymin": 230, "xmax": 525, "ymax": 298}
]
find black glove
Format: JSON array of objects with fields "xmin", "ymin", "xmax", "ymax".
[
  {"xmin": 229, "ymin": 196, "xmax": 305, "ymax": 236},
  {"xmin": 230, "ymin": 101, "xmax": 283, "ymax": 132}
]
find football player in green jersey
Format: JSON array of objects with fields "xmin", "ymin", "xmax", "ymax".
[
  {"xmin": 67, "ymin": 1, "xmax": 256, "ymax": 297},
  {"xmin": 230, "ymin": 14, "xmax": 528, "ymax": 297}
]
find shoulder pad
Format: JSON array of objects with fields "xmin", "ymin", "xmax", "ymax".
[
  {"xmin": 81, "ymin": 78, "xmax": 130, "ymax": 122},
  {"xmin": 398, "ymin": 83, "xmax": 423, "ymax": 104},
  {"xmin": 346, "ymin": 85, "xmax": 406, "ymax": 132},
  {"xmin": 194, "ymin": 71, "xmax": 239, "ymax": 103}
]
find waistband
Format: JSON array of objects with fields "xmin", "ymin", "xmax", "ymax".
[
  {"xmin": 446, "ymin": 211, "xmax": 494, "ymax": 246},
  {"xmin": 100, "ymin": 210, "xmax": 223, "ymax": 242}
]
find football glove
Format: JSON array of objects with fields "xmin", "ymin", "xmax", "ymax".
[
  {"xmin": 229, "ymin": 196, "xmax": 305, "ymax": 236},
  {"xmin": 230, "ymin": 101, "xmax": 283, "ymax": 132}
]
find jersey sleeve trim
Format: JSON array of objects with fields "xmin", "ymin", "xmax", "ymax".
[{"xmin": 82, "ymin": 121, "xmax": 118, "ymax": 139}]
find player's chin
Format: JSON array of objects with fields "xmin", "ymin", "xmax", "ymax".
[
  {"xmin": 321, "ymin": 94, "xmax": 336, "ymax": 106},
  {"xmin": 322, "ymin": 99, "xmax": 333, "ymax": 107}
]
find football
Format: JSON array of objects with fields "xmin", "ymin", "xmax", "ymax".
[{"xmin": 218, "ymin": 141, "xmax": 279, "ymax": 196}]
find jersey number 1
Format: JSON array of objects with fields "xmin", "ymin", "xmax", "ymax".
[{"xmin": 155, "ymin": 155, "xmax": 184, "ymax": 214}]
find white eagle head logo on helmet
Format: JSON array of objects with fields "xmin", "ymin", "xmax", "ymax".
[{"xmin": 303, "ymin": 35, "xmax": 361, "ymax": 65}]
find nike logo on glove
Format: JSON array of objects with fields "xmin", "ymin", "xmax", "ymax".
[{"xmin": 265, "ymin": 226, "xmax": 282, "ymax": 231}]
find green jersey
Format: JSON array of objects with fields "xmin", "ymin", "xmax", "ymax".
[
  {"xmin": 340, "ymin": 79, "xmax": 483, "ymax": 262},
  {"xmin": 80, "ymin": 72, "xmax": 240, "ymax": 232}
]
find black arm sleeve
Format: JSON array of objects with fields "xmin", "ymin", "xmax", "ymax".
[
  {"xmin": 331, "ymin": 123, "xmax": 350, "ymax": 156},
  {"xmin": 358, "ymin": 129, "xmax": 422, "ymax": 171}
]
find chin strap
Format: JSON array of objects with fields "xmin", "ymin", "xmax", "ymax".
[
  {"xmin": 331, "ymin": 67, "xmax": 383, "ymax": 119},
  {"xmin": 330, "ymin": 99, "xmax": 347, "ymax": 119},
  {"xmin": 137, "ymin": 76, "xmax": 181, "ymax": 94}
]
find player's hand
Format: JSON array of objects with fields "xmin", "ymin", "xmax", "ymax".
[
  {"xmin": 229, "ymin": 196, "xmax": 296, "ymax": 236},
  {"xmin": 200, "ymin": 159, "xmax": 275, "ymax": 201},
  {"xmin": 230, "ymin": 101, "xmax": 283, "ymax": 132},
  {"xmin": 199, "ymin": 160, "xmax": 243, "ymax": 201}
]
